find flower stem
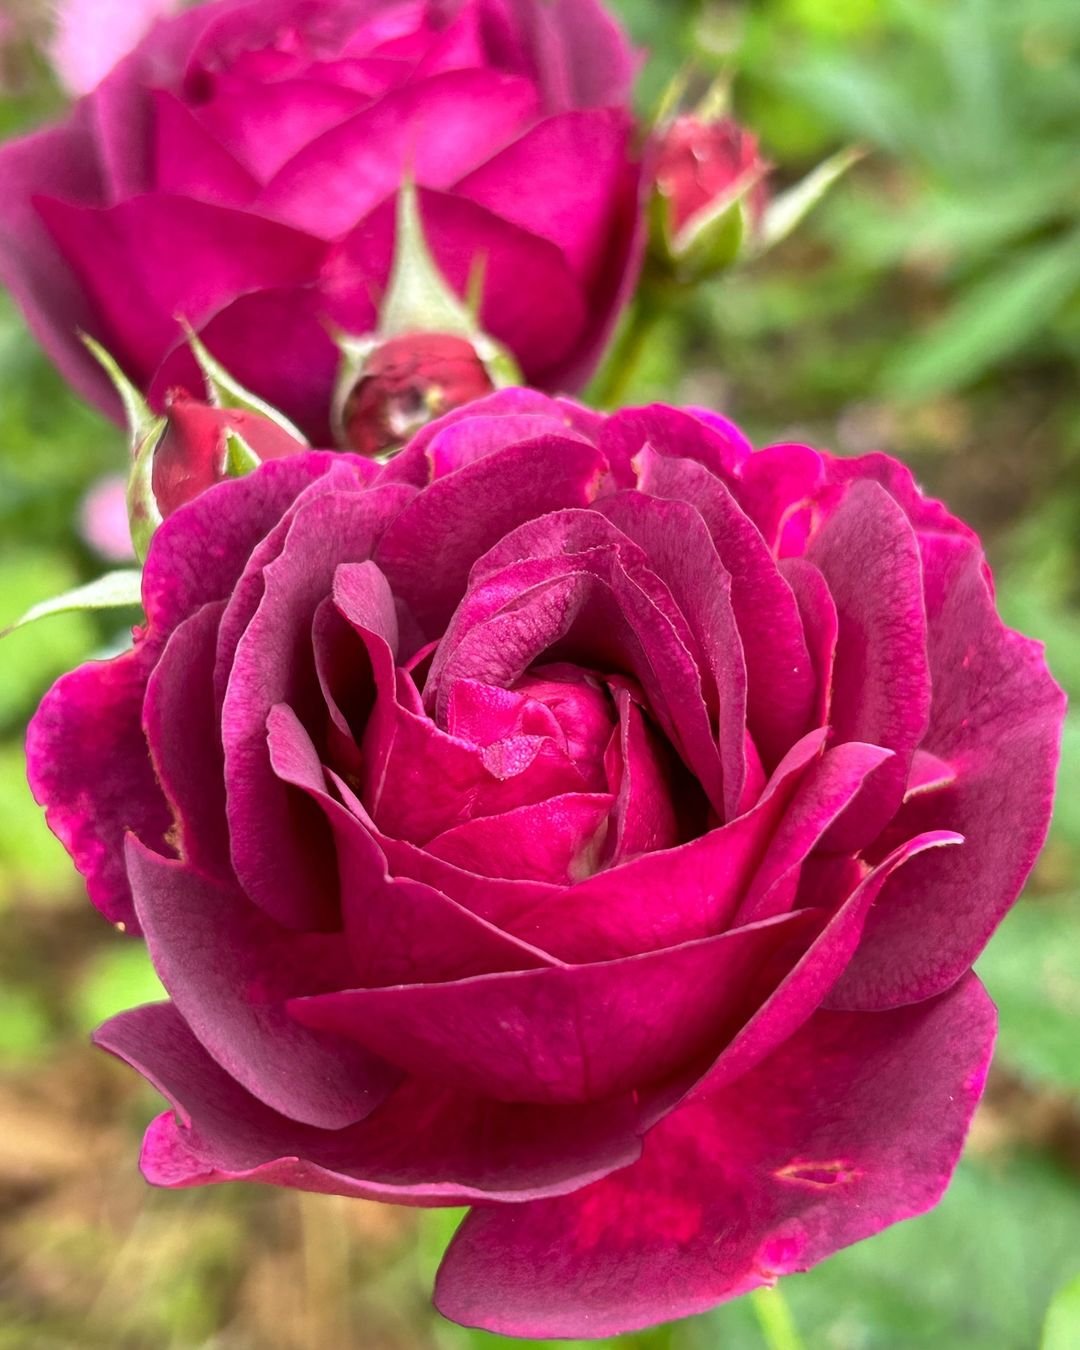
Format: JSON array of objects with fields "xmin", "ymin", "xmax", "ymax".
[
  {"xmin": 750, "ymin": 1285, "xmax": 804, "ymax": 1350},
  {"xmin": 589, "ymin": 273, "xmax": 680, "ymax": 409}
]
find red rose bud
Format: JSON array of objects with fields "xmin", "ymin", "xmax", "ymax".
[
  {"xmin": 651, "ymin": 115, "xmax": 770, "ymax": 279},
  {"xmin": 341, "ymin": 333, "xmax": 496, "ymax": 459},
  {"xmin": 152, "ymin": 392, "xmax": 306, "ymax": 517}
]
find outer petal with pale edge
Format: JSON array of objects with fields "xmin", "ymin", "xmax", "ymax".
[{"xmin": 433, "ymin": 974, "xmax": 996, "ymax": 1338}]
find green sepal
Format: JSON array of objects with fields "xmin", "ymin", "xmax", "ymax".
[
  {"xmin": 1, "ymin": 569, "xmax": 143, "ymax": 637},
  {"xmin": 81, "ymin": 334, "xmax": 159, "ymax": 451},
  {"xmin": 223, "ymin": 428, "xmax": 261, "ymax": 478},
  {"xmin": 126, "ymin": 423, "xmax": 166, "ymax": 564},
  {"xmin": 379, "ymin": 179, "xmax": 478, "ymax": 340},
  {"xmin": 180, "ymin": 322, "xmax": 309, "ymax": 445},
  {"xmin": 754, "ymin": 145, "xmax": 865, "ymax": 256}
]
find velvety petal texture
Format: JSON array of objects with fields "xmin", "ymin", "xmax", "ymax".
[
  {"xmin": 0, "ymin": 0, "xmax": 643, "ymax": 441},
  {"xmin": 28, "ymin": 393, "xmax": 1062, "ymax": 1339}
]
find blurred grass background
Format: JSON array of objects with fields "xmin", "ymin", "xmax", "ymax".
[{"xmin": 1, "ymin": 0, "xmax": 1079, "ymax": 1345}]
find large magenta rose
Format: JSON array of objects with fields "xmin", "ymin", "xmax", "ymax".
[
  {"xmin": 0, "ymin": 0, "xmax": 640, "ymax": 443},
  {"xmin": 29, "ymin": 392, "xmax": 1062, "ymax": 1337}
]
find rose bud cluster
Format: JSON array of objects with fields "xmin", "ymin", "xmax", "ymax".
[
  {"xmin": 0, "ymin": 0, "xmax": 643, "ymax": 444},
  {"xmin": 28, "ymin": 391, "xmax": 1062, "ymax": 1338}
]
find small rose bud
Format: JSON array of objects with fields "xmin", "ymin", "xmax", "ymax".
[
  {"xmin": 650, "ymin": 115, "xmax": 770, "ymax": 280},
  {"xmin": 83, "ymin": 330, "xmax": 310, "ymax": 562},
  {"xmin": 152, "ymin": 391, "xmax": 305, "ymax": 517},
  {"xmin": 340, "ymin": 333, "xmax": 496, "ymax": 458}
]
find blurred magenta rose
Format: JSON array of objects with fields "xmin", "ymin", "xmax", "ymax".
[
  {"xmin": 29, "ymin": 392, "xmax": 1061, "ymax": 1337},
  {"xmin": 0, "ymin": 0, "xmax": 641, "ymax": 443}
]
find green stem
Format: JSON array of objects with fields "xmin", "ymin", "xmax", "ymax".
[
  {"xmin": 750, "ymin": 1285, "xmax": 804, "ymax": 1350},
  {"xmin": 589, "ymin": 275, "xmax": 680, "ymax": 409}
]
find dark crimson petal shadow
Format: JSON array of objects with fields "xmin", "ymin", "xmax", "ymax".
[
  {"xmin": 26, "ymin": 645, "xmax": 173, "ymax": 931},
  {"xmin": 127, "ymin": 840, "xmax": 397, "ymax": 1130},
  {"xmin": 605, "ymin": 688, "xmax": 682, "ymax": 861},
  {"xmin": 433, "ymin": 974, "xmax": 995, "ymax": 1339},
  {"xmin": 806, "ymin": 480, "xmax": 930, "ymax": 851},
  {"xmin": 465, "ymin": 729, "xmax": 827, "ymax": 962},
  {"xmin": 733, "ymin": 742, "xmax": 894, "ymax": 927},
  {"xmin": 95, "ymin": 1000, "xmax": 649, "ymax": 1204},
  {"xmin": 144, "ymin": 600, "xmax": 231, "ymax": 881},
  {"xmin": 373, "ymin": 436, "xmax": 608, "ymax": 633},
  {"xmin": 636, "ymin": 447, "xmax": 816, "ymax": 768},
  {"xmin": 424, "ymin": 791, "xmax": 615, "ymax": 884},
  {"xmin": 827, "ymin": 531, "xmax": 1065, "ymax": 1009},
  {"xmin": 693, "ymin": 831, "xmax": 962, "ymax": 1100},
  {"xmin": 267, "ymin": 702, "xmax": 555, "ymax": 985},
  {"xmin": 35, "ymin": 194, "xmax": 327, "ymax": 389},
  {"xmin": 289, "ymin": 909, "xmax": 814, "ymax": 1106},
  {"xmin": 257, "ymin": 71, "xmax": 540, "ymax": 236},
  {"xmin": 222, "ymin": 485, "xmax": 413, "ymax": 929},
  {"xmin": 599, "ymin": 490, "xmax": 748, "ymax": 816}
]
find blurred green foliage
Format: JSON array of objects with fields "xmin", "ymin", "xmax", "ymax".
[{"xmin": 1, "ymin": 0, "xmax": 1078, "ymax": 1347}]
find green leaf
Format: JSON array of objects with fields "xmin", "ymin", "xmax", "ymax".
[
  {"xmin": 2, "ymin": 568, "xmax": 143, "ymax": 636},
  {"xmin": 757, "ymin": 145, "xmax": 865, "ymax": 254},
  {"xmin": 1043, "ymin": 1273, "xmax": 1080, "ymax": 1350},
  {"xmin": 883, "ymin": 231, "xmax": 1080, "ymax": 398}
]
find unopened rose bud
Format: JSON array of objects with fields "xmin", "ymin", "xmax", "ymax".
[
  {"xmin": 340, "ymin": 333, "xmax": 496, "ymax": 458},
  {"xmin": 152, "ymin": 391, "xmax": 305, "ymax": 517},
  {"xmin": 650, "ymin": 115, "xmax": 770, "ymax": 280},
  {"xmin": 83, "ymin": 330, "xmax": 310, "ymax": 562}
]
